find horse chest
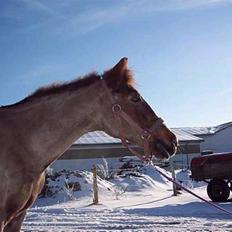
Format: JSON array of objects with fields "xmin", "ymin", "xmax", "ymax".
[{"xmin": 0, "ymin": 168, "xmax": 34, "ymax": 216}]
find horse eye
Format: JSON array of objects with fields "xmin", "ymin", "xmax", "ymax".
[{"xmin": 130, "ymin": 94, "xmax": 141, "ymax": 103}]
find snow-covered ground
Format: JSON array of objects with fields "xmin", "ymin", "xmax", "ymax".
[{"xmin": 22, "ymin": 160, "xmax": 232, "ymax": 232}]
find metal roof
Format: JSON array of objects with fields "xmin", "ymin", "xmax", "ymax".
[
  {"xmin": 170, "ymin": 129, "xmax": 203, "ymax": 142},
  {"xmin": 175, "ymin": 121, "xmax": 232, "ymax": 136},
  {"xmin": 74, "ymin": 129, "xmax": 202, "ymax": 145},
  {"xmin": 175, "ymin": 127, "xmax": 212, "ymax": 136},
  {"xmin": 73, "ymin": 122, "xmax": 232, "ymax": 146},
  {"xmin": 74, "ymin": 131, "xmax": 120, "ymax": 145},
  {"xmin": 212, "ymin": 121, "xmax": 232, "ymax": 134}
]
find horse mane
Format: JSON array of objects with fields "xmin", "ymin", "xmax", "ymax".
[
  {"xmin": 1, "ymin": 73, "xmax": 99, "ymax": 109},
  {"xmin": 1, "ymin": 66, "xmax": 135, "ymax": 109}
]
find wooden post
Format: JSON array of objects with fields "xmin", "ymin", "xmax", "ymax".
[
  {"xmin": 170, "ymin": 160, "xmax": 178, "ymax": 196},
  {"xmin": 92, "ymin": 165, "xmax": 99, "ymax": 204}
]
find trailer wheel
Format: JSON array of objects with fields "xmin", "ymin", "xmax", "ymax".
[{"xmin": 207, "ymin": 179, "xmax": 230, "ymax": 202}]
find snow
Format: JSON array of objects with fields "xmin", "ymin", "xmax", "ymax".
[{"xmin": 22, "ymin": 159, "xmax": 232, "ymax": 232}]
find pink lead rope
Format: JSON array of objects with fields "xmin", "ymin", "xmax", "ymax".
[
  {"xmin": 149, "ymin": 161, "xmax": 232, "ymax": 217},
  {"xmin": 101, "ymin": 77, "xmax": 232, "ymax": 217}
]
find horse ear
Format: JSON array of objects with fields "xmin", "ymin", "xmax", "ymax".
[
  {"xmin": 112, "ymin": 57, "xmax": 128, "ymax": 74},
  {"xmin": 104, "ymin": 57, "xmax": 130, "ymax": 90}
]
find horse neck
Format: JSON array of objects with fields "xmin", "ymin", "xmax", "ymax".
[{"xmin": 9, "ymin": 80, "xmax": 105, "ymax": 173}]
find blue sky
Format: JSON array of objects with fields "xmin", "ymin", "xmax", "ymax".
[{"xmin": 0, "ymin": 0, "xmax": 232, "ymax": 127}]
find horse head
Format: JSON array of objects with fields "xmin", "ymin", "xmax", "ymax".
[{"xmin": 101, "ymin": 57, "xmax": 177, "ymax": 161}]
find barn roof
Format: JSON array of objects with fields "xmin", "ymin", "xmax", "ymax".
[
  {"xmin": 74, "ymin": 129, "xmax": 203, "ymax": 145},
  {"xmin": 174, "ymin": 127, "xmax": 212, "ymax": 136},
  {"xmin": 176, "ymin": 121, "xmax": 232, "ymax": 136},
  {"xmin": 170, "ymin": 129, "xmax": 203, "ymax": 142},
  {"xmin": 74, "ymin": 121, "xmax": 232, "ymax": 145},
  {"xmin": 212, "ymin": 121, "xmax": 232, "ymax": 133},
  {"xmin": 74, "ymin": 131, "xmax": 120, "ymax": 145}
]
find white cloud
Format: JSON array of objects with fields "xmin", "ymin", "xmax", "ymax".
[
  {"xmin": 3, "ymin": 0, "xmax": 232, "ymax": 36},
  {"xmin": 54, "ymin": 0, "xmax": 232, "ymax": 36},
  {"xmin": 21, "ymin": 0, "xmax": 57, "ymax": 16}
]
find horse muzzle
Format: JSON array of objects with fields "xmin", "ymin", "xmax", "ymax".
[{"xmin": 153, "ymin": 138, "xmax": 178, "ymax": 160}]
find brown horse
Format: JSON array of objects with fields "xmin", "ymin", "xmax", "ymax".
[{"xmin": 0, "ymin": 58, "xmax": 177, "ymax": 231}]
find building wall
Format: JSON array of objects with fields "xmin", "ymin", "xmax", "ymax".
[
  {"xmin": 169, "ymin": 142, "xmax": 200, "ymax": 168},
  {"xmin": 60, "ymin": 142, "xmax": 201, "ymax": 160},
  {"xmin": 60, "ymin": 144, "xmax": 142, "ymax": 159},
  {"xmin": 170, "ymin": 153, "xmax": 200, "ymax": 169},
  {"xmin": 51, "ymin": 142, "xmax": 201, "ymax": 171},
  {"xmin": 51, "ymin": 157, "xmax": 125, "ymax": 172},
  {"xmin": 176, "ymin": 143, "xmax": 201, "ymax": 154},
  {"xmin": 200, "ymin": 127, "xmax": 232, "ymax": 153}
]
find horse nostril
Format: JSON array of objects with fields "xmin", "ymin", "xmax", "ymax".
[{"xmin": 173, "ymin": 138, "xmax": 178, "ymax": 147}]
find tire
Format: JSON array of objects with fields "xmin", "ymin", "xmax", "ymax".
[{"xmin": 207, "ymin": 179, "xmax": 230, "ymax": 202}]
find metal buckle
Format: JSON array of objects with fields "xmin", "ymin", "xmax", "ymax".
[
  {"xmin": 141, "ymin": 130, "xmax": 151, "ymax": 140},
  {"xmin": 112, "ymin": 104, "xmax": 122, "ymax": 113}
]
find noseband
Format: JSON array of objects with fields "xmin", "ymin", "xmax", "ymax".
[{"xmin": 101, "ymin": 78, "xmax": 164, "ymax": 162}]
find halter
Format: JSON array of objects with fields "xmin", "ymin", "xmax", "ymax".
[{"xmin": 101, "ymin": 77, "xmax": 164, "ymax": 162}]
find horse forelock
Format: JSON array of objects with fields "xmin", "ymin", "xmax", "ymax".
[
  {"xmin": 103, "ymin": 67, "xmax": 135, "ymax": 91},
  {"xmin": 124, "ymin": 69, "xmax": 135, "ymax": 87}
]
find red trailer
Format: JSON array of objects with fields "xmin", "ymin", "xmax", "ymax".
[{"xmin": 190, "ymin": 152, "xmax": 232, "ymax": 202}]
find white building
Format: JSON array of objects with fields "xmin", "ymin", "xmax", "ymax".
[
  {"xmin": 52, "ymin": 130, "xmax": 202, "ymax": 171},
  {"xmin": 51, "ymin": 122, "xmax": 232, "ymax": 171},
  {"xmin": 178, "ymin": 122, "xmax": 232, "ymax": 153}
]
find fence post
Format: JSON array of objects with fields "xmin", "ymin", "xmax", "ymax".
[
  {"xmin": 92, "ymin": 165, "xmax": 99, "ymax": 204},
  {"xmin": 170, "ymin": 160, "xmax": 178, "ymax": 196}
]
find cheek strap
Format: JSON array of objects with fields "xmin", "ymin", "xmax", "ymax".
[{"xmin": 101, "ymin": 78, "xmax": 164, "ymax": 162}]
